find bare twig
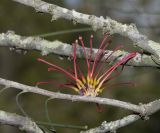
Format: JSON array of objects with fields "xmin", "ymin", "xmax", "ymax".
[
  {"xmin": 12, "ymin": 0, "xmax": 160, "ymax": 61},
  {"xmin": 81, "ymin": 115, "xmax": 140, "ymax": 133},
  {"xmin": 0, "ymin": 110, "xmax": 43, "ymax": 133},
  {"xmin": 0, "ymin": 77, "xmax": 160, "ymax": 133},
  {"xmin": 81, "ymin": 99, "xmax": 160, "ymax": 133},
  {"xmin": 0, "ymin": 31, "xmax": 158, "ymax": 68},
  {"xmin": 0, "ymin": 77, "xmax": 142, "ymax": 113},
  {"xmin": 0, "ymin": 77, "xmax": 160, "ymax": 116}
]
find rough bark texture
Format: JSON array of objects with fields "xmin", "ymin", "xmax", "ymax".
[
  {"xmin": 0, "ymin": 31, "xmax": 158, "ymax": 68},
  {"xmin": 13, "ymin": 0, "xmax": 160, "ymax": 62},
  {"xmin": 0, "ymin": 110, "xmax": 43, "ymax": 133},
  {"xmin": 0, "ymin": 0, "xmax": 160, "ymax": 133}
]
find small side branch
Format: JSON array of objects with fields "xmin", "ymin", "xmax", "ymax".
[
  {"xmin": 0, "ymin": 31, "xmax": 158, "ymax": 68},
  {"xmin": 81, "ymin": 115, "xmax": 140, "ymax": 133},
  {"xmin": 13, "ymin": 0, "xmax": 160, "ymax": 60},
  {"xmin": 0, "ymin": 110, "xmax": 43, "ymax": 133},
  {"xmin": 81, "ymin": 100, "xmax": 160, "ymax": 133}
]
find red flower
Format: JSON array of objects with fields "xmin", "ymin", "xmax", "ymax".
[{"xmin": 37, "ymin": 34, "xmax": 136, "ymax": 97}]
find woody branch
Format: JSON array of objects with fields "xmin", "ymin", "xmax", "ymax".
[
  {"xmin": 0, "ymin": 77, "xmax": 160, "ymax": 133},
  {"xmin": 82, "ymin": 100, "xmax": 160, "ymax": 133},
  {"xmin": 13, "ymin": 0, "xmax": 160, "ymax": 64},
  {"xmin": 0, "ymin": 77, "xmax": 141, "ymax": 113},
  {"xmin": 0, "ymin": 31, "xmax": 158, "ymax": 68},
  {"xmin": 0, "ymin": 110, "xmax": 43, "ymax": 133},
  {"xmin": 0, "ymin": 0, "xmax": 159, "ymax": 132}
]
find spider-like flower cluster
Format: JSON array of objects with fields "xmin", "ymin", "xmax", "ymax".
[{"xmin": 38, "ymin": 34, "xmax": 136, "ymax": 97}]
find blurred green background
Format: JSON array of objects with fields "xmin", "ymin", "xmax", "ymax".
[{"xmin": 0, "ymin": 0, "xmax": 160, "ymax": 133}]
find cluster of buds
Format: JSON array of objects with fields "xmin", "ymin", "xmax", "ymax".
[{"xmin": 38, "ymin": 34, "xmax": 136, "ymax": 97}]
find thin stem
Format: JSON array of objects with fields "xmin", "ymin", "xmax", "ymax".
[
  {"xmin": 79, "ymin": 36, "xmax": 91, "ymax": 76},
  {"xmin": 0, "ymin": 86, "xmax": 9, "ymax": 94},
  {"xmin": 16, "ymin": 91, "xmax": 28, "ymax": 117},
  {"xmin": 89, "ymin": 35, "xmax": 93, "ymax": 62},
  {"xmin": 95, "ymin": 45, "xmax": 123, "ymax": 78},
  {"xmin": 91, "ymin": 34, "xmax": 109, "ymax": 76},
  {"xmin": 36, "ymin": 121, "xmax": 88, "ymax": 130},
  {"xmin": 73, "ymin": 43, "xmax": 78, "ymax": 79},
  {"xmin": 38, "ymin": 58, "xmax": 77, "ymax": 81},
  {"xmin": 36, "ymin": 27, "xmax": 92, "ymax": 38},
  {"xmin": 97, "ymin": 53, "xmax": 136, "ymax": 89}
]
